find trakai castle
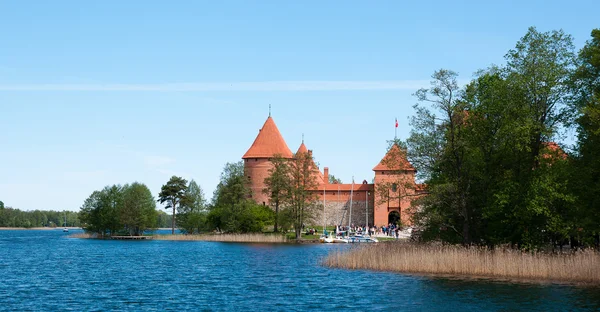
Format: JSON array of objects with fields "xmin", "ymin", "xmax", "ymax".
[{"xmin": 242, "ymin": 115, "xmax": 425, "ymax": 227}]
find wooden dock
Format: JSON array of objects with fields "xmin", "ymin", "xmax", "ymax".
[{"xmin": 111, "ymin": 236, "xmax": 153, "ymax": 240}]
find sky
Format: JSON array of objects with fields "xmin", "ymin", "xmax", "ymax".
[{"xmin": 1, "ymin": 0, "xmax": 599, "ymax": 211}]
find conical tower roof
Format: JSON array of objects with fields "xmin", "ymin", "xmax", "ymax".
[
  {"xmin": 243, "ymin": 116, "xmax": 293, "ymax": 159},
  {"xmin": 294, "ymin": 141, "xmax": 325, "ymax": 184},
  {"xmin": 373, "ymin": 144, "xmax": 415, "ymax": 171},
  {"xmin": 296, "ymin": 142, "xmax": 308, "ymax": 154}
]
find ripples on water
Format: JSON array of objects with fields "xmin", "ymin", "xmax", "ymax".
[{"xmin": 1, "ymin": 230, "xmax": 599, "ymax": 311}]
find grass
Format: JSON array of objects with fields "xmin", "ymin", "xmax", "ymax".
[
  {"xmin": 153, "ymin": 233, "xmax": 288, "ymax": 243},
  {"xmin": 323, "ymin": 242, "xmax": 600, "ymax": 285}
]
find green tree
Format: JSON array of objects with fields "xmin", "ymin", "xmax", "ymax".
[
  {"xmin": 158, "ymin": 176, "xmax": 189, "ymax": 235},
  {"xmin": 287, "ymin": 150, "xmax": 319, "ymax": 239},
  {"xmin": 178, "ymin": 179, "xmax": 207, "ymax": 234},
  {"xmin": 263, "ymin": 154, "xmax": 291, "ymax": 233},
  {"xmin": 121, "ymin": 182, "xmax": 157, "ymax": 236},
  {"xmin": 100, "ymin": 185, "xmax": 124, "ymax": 236},
  {"xmin": 208, "ymin": 161, "xmax": 273, "ymax": 233},
  {"xmin": 328, "ymin": 175, "xmax": 342, "ymax": 184},
  {"xmin": 79, "ymin": 185, "xmax": 123, "ymax": 237},
  {"xmin": 409, "ymin": 69, "xmax": 474, "ymax": 244},
  {"xmin": 79, "ymin": 190, "xmax": 104, "ymax": 235},
  {"xmin": 571, "ymin": 29, "xmax": 600, "ymax": 246},
  {"xmin": 408, "ymin": 27, "xmax": 577, "ymax": 249},
  {"xmin": 0, "ymin": 201, "xmax": 4, "ymax": 210}
]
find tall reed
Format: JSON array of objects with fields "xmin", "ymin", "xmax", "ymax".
[
  {"xmin": 68, "ymin": 232, "xmax": 95, "ymax": 239},
  {"xmin": 153, "ymin": 233, "xmax": 287, "ymax": 243},
  {"xmin": 323, "ymin": 243, "xmax": 600, "ymax": 284}
]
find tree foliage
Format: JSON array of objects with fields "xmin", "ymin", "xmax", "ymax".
[
  {"xmin": 207, "ymin": 161, "xmax": 274, "ymax": 233},
  {"xmin": 157, "ymin": 176, "xmax": 189, "ymax": 235},
  {"xmin": 263, "ymin": 154, "xmax": 291, "ymax": 232},
  {"xmin": 328, "ymin": 175, "xmax": 342, "ymax": 184},
  {"xmin": 570, "ymin": 29, "xmax": 600, "ymax": 246},
  {"xmin": 287, "ymin": 151, "xmax": 320, "ymax": 239},
  {"xmin": 409, "ymin": 27, "xmax": 579, "ymax": 249},
  {"xmin": 79, "ymin": 183, "xmax": 158, "ymax": 236},
  {"xmin": 0, "ymin": 207, "xmax": 80, "ymax": 228},
  {"xmin": 178, "ymin": 179, "xmax": 207, "ymax": 234},
  {"xmin": 121, "ymin": 183, "xmax": 157, "ymax": 236}
]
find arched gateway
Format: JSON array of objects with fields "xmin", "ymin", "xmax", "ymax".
[{"xmin": 388, "ymin": 211, "xmax": 401, "ymax": 226}]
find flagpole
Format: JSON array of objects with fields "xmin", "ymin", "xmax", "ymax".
[
  {"xmin": 349, "ymin": 176, "xmax": 354, "ymax": 232},
  {"xmin": 323, "ymin": 185, "xmax": 326, "ymax": 236},
  {"xmin": 395, "ymin": 117, "xmax": 397, "ymax": 140}
]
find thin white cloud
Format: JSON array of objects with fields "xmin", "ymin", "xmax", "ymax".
[{"xmin": 0, "ymin": 80, "xmax": 433, "ymax": 92}]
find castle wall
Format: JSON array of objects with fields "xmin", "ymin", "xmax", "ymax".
[
  {"xmin": 309, "ymin": 200, "xmax": 374, "ymax": 227},
  {"xmin": 373, "ymin": 171, "xmax": 417, "ymax": 226},
  {"xmin": 244, "ymin": 158, "xmax": 272, "ymax": 205}
]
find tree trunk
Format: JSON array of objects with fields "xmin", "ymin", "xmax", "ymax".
[
  {"xmin": 461, "ymin": 194, "xmax": 470, "ymax": 245},
  {"xmin": 171, "ymin": 204, "xmax": 176, "ymax": 235},
  {"xmin": 274, "ymin": 200, "xmax": 279, "ymax": 233}
]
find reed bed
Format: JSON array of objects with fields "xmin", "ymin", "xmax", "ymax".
[
  {"xmin": 153, "ymin": 233, "xmax": 287, "ymax": 243},
  {"xmin": 323, "ymin": 243, "xmax": 600, "ymax": 284},
  {"xmin": 68, "ymin": 232, "xmax": 95, "ymax": 239}
]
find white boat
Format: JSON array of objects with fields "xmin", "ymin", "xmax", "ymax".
[
  {"xmin": 63, "ymin": 212, "xmax": 68, "ymax": 232},
  {"xmin": 319, "ymin": 236, "xmax": 334, "ymax": 243},
  {"xmin": 333, "ymin": 237, "xmax": 349, "ymax": 243},
  {"xmin": 348, "ymin": 235, "xmax": 378, "ymax": 243}
]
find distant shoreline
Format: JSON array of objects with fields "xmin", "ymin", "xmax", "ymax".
[{"xmin": 0, "ymin": 227, "xmax": 81, "ymax": 230}]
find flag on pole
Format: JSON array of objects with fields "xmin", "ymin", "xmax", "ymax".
[{"xmin": 395, "ymin": 118, "xmax": 398, "ymax": 128}]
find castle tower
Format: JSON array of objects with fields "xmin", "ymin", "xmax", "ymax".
[
  {"xmin": 243, "ymin": 116, "xmax": 293, "ymax": 205},
  {"xmin": 372, "ymin": 144, "xmax": 417, "ymax": 226},
  {"xmin": 295, "ymin": 141, "xmax": 325, "ymax": 185}
]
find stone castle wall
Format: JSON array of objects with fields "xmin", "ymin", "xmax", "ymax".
[{"xmin": 308, "ymin": 200, "xmax": 374, "ymax": 227}]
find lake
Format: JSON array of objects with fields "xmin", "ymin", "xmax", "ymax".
[{"xmin": 0, "ymin": 230, "xmax": 599, "ymax": 311}]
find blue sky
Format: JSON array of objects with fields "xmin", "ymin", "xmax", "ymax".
[{"xmin": 1, "ymin": 0, "xmax": 598, "ymax": 211}]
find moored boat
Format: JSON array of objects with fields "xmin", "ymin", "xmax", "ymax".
[
  {"xmin": 320, "ymin": 236, "xmax": 335, "ymax": 243},
  {"xmin": 348, "ymin": 235, "xmax": 378, "ymax": 243}
]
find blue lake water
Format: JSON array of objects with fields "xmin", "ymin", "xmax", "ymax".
[{"xmin": 1, "ymin": 230, "xmax": 599, "ymax": 311}]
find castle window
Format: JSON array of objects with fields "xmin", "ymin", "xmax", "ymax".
[
  {"xmin": 392, "ymin": 183, "xmax": 398, "ymax": 192},
  {"xmin": 248, "ymin": 176, "xmax": 251, "ymax": 181},
  {"xmin": 255, "ymin": 158, "xmax": 258, "ymax": 162}
]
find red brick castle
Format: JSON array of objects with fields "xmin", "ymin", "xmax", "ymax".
[{"xmin": 243, "ymin": 115, "xmax": 423, "ymax": 227}]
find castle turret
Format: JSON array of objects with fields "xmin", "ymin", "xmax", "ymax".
[
  {"xmin": 294, "ymin": 141, "xmax": 325, "ymax": 185},
  {"xmin": 243, "ymin": 116, "xmax": 293, "ymax": 205},
  {"xmin": 372, "ymin": 144, "xmax": 417, "ymax": 226}
]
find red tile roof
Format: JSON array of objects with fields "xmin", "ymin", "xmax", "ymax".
[
  {"xmin": 372, "ymin": 144, "xmax": 415, "ymax": 171},
  {"xmin": 296, "ymin": 142, "xmax": 308, "ymax": 154},
  {"xmin": 295, "ymin": 142, "xmax": 324, "ymax": 184},
  {"xmin": 313, "ymin": 183, "xmax": 374, "ymax": 192},
  {"xmin": 243, "ymin": 117, "xmax": 294, "ymax": 159},
  {"xmin": 542, "ymin": 142, "xmax": 567, "ymax": 160}
]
